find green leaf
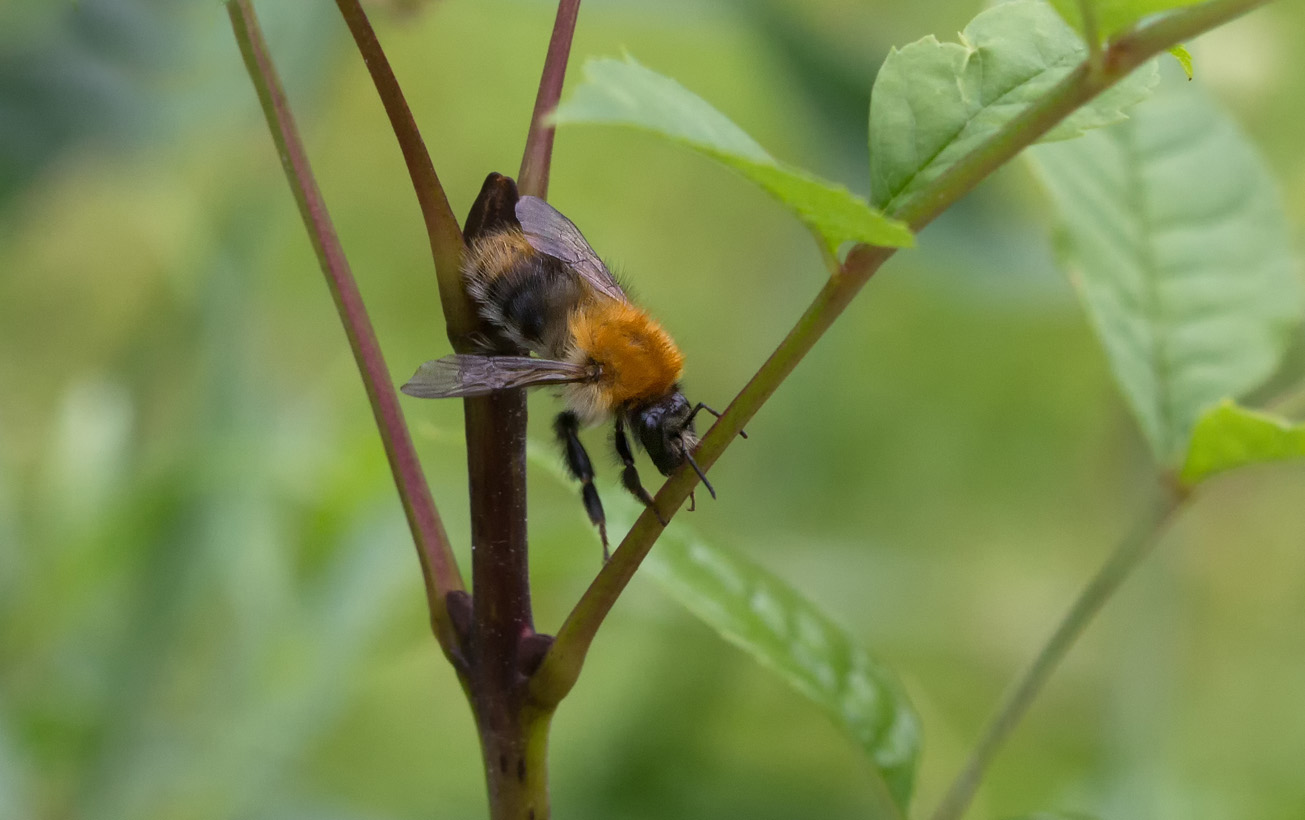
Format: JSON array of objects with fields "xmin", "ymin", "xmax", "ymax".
[
  {"xmin": 1028, "ymin": 81, "xmax": 1303, "ymax": 463},
  {"xmin": 552, "ymin": 56, "xmax": 914, "ymax": 255},
  {"xmin": 644, "ymin": 530, "xmax": 920, "ymax": 812},
  {"xmin": 869, "ymin": 0, "xmax": 1159, "ymax": 213},
  {"xmin": 522, "ymin": 442, "xmax": 920, "ymax": 813},
  {"xmin": 1007, "ymin": 813, "xmax": 1101, "ymax": 820},
  {"xmin": 1168, "ymin": 44, "xmax": 1194, "ymax": 80},
  {"xmin": 1049, "ymin": 0, "xmax": 1207, "ymax": 40},
  {"xmin": 1181, "ymin": 400, "xmax": 1305, "ymax": 486}
]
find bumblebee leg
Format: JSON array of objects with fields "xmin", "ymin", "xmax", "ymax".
[
  {"xmin": 555, "ymin": 411, "xmax": 609, "ymax": 560},
  {"xmin": 687, "ymin": 403, "xmax": 747, "ymax": 439},
  {"xmin": 614, "ymin": 417, "xmax": 668, "ymax": 526}
]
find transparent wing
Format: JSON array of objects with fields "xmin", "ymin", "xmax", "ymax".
[
  {"xmin": 400, "ymin": 354, "xmax": 595, "ymax": 399},
  {"xmin": 515, "ymin": 195, "xmax": 628, "ymax": 303}
]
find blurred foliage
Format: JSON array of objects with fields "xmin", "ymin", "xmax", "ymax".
[
  {"xmin": 1182, "ymin": 400, "xmax": 1305, "ymax": 485},
  {"xmin": 1029, "ymin": 73, "xmax": 1302, "ymax": 463},
  {"xmin": 2, "ymin": 1, "xmax": 1305, "ymax": 820}
]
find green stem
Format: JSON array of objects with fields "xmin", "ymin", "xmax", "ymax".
[
  {"xmin": 333, "ymin": 0, "xmax": 478, "ymax": 348},
  {"xmin": 529, "ymin": 243, "xmax": 892, "ymax": 706},
  {"xmin": 1079, "ymin": 0, "xmax": 1103, "ymax": 74},
  {"xmin": 927, "ymin": 488, "xmax": 1186, "ymax": 820},
  {"xmin": 227, "ymin": 0, "xmax": 465, "ymax": 655},
  {"xmin": 530, "ymin": 0, "xmax": 1273, "ymax": 707}
]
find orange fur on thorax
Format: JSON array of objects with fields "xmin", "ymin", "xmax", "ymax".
[{"xmin": 568, "ymin": 302, "xmax": 684, "ymax": 408}]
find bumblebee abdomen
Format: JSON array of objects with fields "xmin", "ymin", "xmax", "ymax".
[
  {"xmin": 568, "ymin": 303, "xmax": 684, "ymax": 408},
  {"xmin": 464, "ymin": 229, "xmax": 584, "ymax": 357}
]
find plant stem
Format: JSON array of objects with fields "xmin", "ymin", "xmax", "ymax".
[
  {"xmin": 927, "ymin": 488, "xmax": 1186, "ymax": 820},
  {"xmin": 464, "ymin": 0, "xmax": 585, "ymax": 811},
  {"xmin": 334, "ymin": 0, "xmax": 478, "ymax": 348},
  {"xmin": 530, "ymin": 243, "xmax": 892, "ymax": 705},
  {"xmin": 227, "ymin": 0, "xmax": 465, "ymax": 655},
  {"xmin": 1079, "ymin": 0, "xmax": 1102, "ymax": 74},
  {"xmin": 531, "ymin": 0, "xmax": 1274, "ymax": 708},
  {"xmin": 465, "ymin": 384, "xmax": 538, "ymax": 820},
  {"xmin": 519, "ymin": 0, "xmax": 581, "ymax": 199}
]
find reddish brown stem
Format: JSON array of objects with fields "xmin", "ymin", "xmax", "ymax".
[
  {"xmin": 334, "ymin": 0, "xmax": 478, "ymax": 348},
  {"xmin": 519, "ymin": 0, "xmax": 582, "ymax": 198},
  {"xmin": 227, "ymin": 0, "xmax": 464, "ymax": 656}
]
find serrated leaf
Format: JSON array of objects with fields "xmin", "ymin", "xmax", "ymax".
[
  {"xmin": 1050, "ymin": 0, "xmax": 1207, "ymax": 40},
  {"xmin": 1028, "ymin": 82, "xmax": 1302, "ymax": 463},
  {"xmin": 1169, "ymin": 44, "xmax": 1194, "ymax": 80},
  {"xmin": 644, "ymin": 530, "xmax": 920, "ymax": 812},
  {"xmin": 552, "ymin": 56, "xmax": 914, "ymax": 254},
  {"xmin": 1181, "ymin": 400, "xmax": 1305, "ymax": 485},
  {"xmin": 869, "ymin": 0, "xmax": 1158, "ymax": 213}
]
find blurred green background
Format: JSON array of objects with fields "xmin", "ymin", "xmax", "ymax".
[{"xmin": 2, "ymin": 1, "xmax": 1304, "ymax": 818}]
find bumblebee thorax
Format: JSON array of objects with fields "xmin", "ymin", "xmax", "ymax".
[{"xmin": 568, "ymin": 302, "xmax": 684, "ymax": 407}]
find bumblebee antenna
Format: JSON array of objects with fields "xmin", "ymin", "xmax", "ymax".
[{"xmin": 684, "ymin": 453, "xmax": 716, "ymax": 500}]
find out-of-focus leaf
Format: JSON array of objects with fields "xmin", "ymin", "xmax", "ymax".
[
  {"xmin": 524, "ymin": 444, "xmax": 920, "ymax": 813},
  {"xmin": 552, "ymin": 56, "xmax": 914, "ymax": 254},
  {"xmin": 1181, "ymin": 400, "xmax": 1305, "ymax": 486},
  {"xmin": 1028, "ymin": 82, "xmax": 1302, "ymax": 463},
  {"xmin": 1049, "ymin": 0, "xmax": 1207, "ymax": 40},
  {"xmin": 643, "ymin": 529, "xmax": 920, "ymax": 813},
  {"xmin": 0, "ymin": 711, "xmax": 32, "ymax": 820},
  {"xmin": 1007, "ymin": 813, "xmax": 1101, "ymax": 820},
  {"xmin": 1168, "ymin": 44, "xmax": 1194, "ymax": 80},
  {"xmin": 869, "ymin": 0, "xmax": 1158, "ymax": 213}
]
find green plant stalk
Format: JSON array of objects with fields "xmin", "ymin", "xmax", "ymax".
[
  {"xmin": 531, "ymin": 0, "xmax": 1275, "ymax": 708},
  {"xmin": 227, "ymin": 0, "xmax": 464, "ymax": 655},
  {"xmin": 1078, "ymin": 0, "xmax": 1103, "ymax": 73},
  {"xmin": 529, "ymin": 242, "xmax": 893, "ymax": 706},
  {"xmin": 927, "ymin": 487, "xmax": 1185, "ymax": 820},
  {"xmin": 333, "ymin": 0, "xmax": 477, "ymax": 348}
]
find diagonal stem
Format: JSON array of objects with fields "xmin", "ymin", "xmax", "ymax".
[
  {"xmin": 529, "ymin": 0, "xmax": 1276, "ymax": 708},
  {"xmin": 333, "ymin": 0, "xmax": 478, "ymax": 348},
  {"xmin": 227, "ymin": 0, "xmax": 464, "ymax": 655},
  {"xmin": 926, "ymin": 487, "xmax": 1186, "ymax": 820},
  {"xmin": 519, "ymin": 0, "xmax": 582, "ymax": 198},
  {"xmin": 529, "ymin": 243, "xmax": 892, "ymax": 706}
]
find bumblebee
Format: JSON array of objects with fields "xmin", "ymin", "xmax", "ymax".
[{"xmin": 402, "ymin": 186, "xmax": 720, "ymax": 557}]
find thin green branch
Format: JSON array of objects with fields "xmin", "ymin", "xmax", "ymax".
[
  {"xmin": 227, "ymin": 0, "xmax": 464, "ymax": 654},
  {"xmin": 927, "ymin": 487, "xmax": 1186, "ymax": 820},
  {"xmin": 530, "ymin": 0, "xmax": 1274, "ymax": 707},
  {"xmin": 333, "ymin": 0, "xmax": 478, "ymax": 348},
  {"xmin": 1079, "ymin": 0, "xmax": 1103, "ymax": 73},
  {"xmin": 519, "ymin": 0, "xmax": 582, "ymax": 198},
  {"xmin": 529, "ymin": 244, "xmax": 892, "ymax": 705}
]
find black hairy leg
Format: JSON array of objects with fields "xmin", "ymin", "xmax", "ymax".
[
  {"xmin": 614, "ymin": 417, "xmax": 668, "ymax": 526},
  {"xmin": 555, "ymin": 411, "xmax": 609, "ymax": 560}
]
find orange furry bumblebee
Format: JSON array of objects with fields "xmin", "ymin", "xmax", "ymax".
[{"xmin": 401, "ymin": 189, "xmax": 720, "ymax": 557}]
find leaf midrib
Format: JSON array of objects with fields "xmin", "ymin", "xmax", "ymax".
[{"xmin": 878, "ymin": 47, "xmax": 1084, "ymax": 215}]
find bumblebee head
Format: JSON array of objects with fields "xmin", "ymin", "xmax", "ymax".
[{"xmin": 632, "ymin": 390, "xmax": 697, "ymax": 477}]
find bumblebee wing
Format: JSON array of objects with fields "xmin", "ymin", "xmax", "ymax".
[
  {"xmin": 515, "ymin": 195, "xmax": 628, "ymax": 303},
  {"xmin": 401, "ymin": 354, "xmax": 594, "ymax": 398}
]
